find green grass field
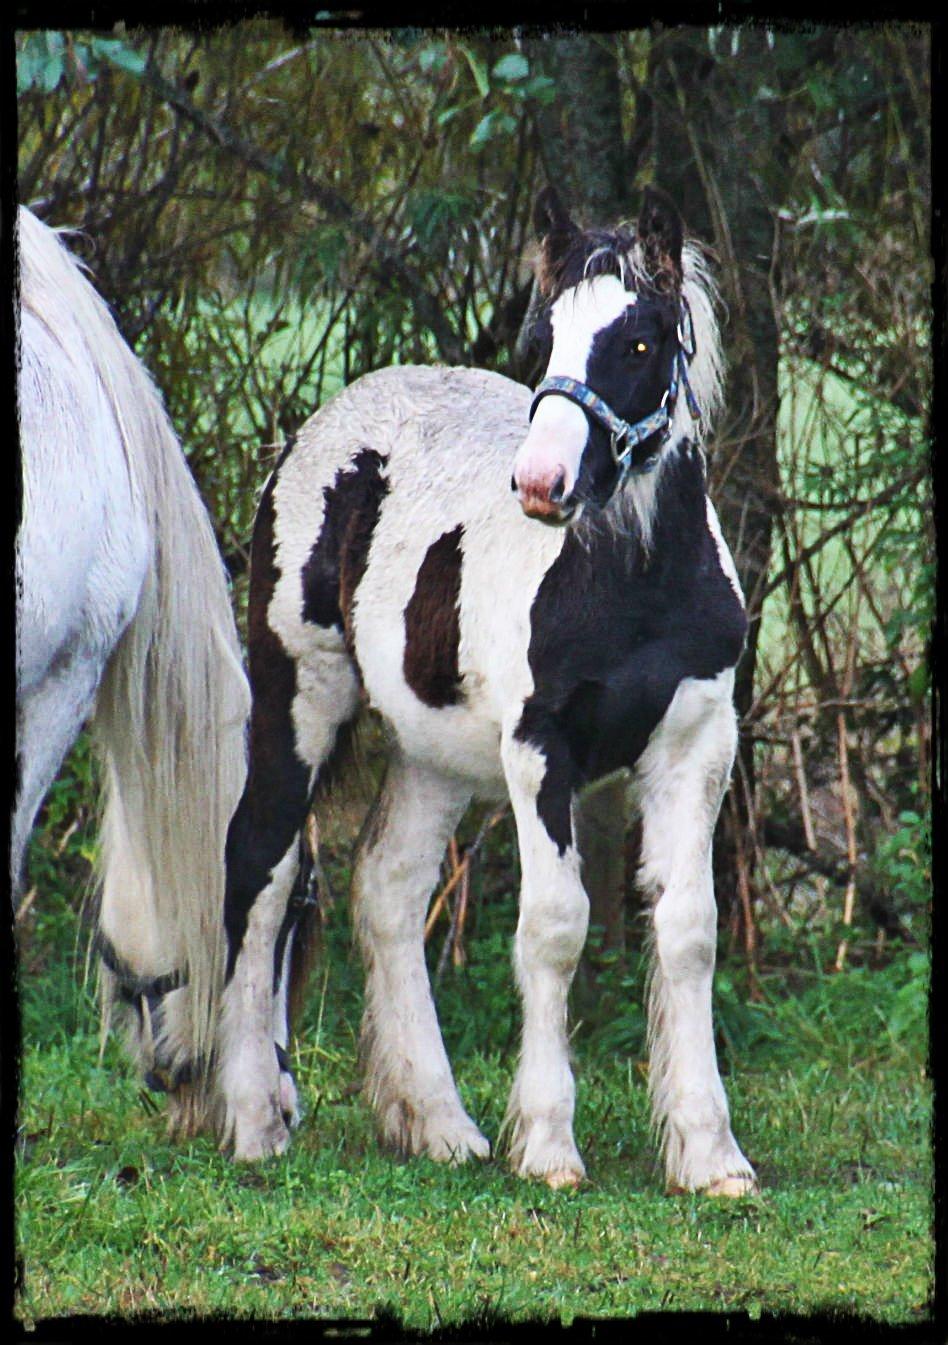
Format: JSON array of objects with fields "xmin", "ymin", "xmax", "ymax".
[{"xmin": 14, "ymin": 860, "xmax": 932, "ymax": 1330}]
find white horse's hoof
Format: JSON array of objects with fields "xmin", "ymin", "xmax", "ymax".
[
  {"xmin": 223, "ymin": 1089, "xmax": 292, "ymax": 1161},
  {"xmin": 543, "ymin": 1166, "xmax": 584, "ymax": 1191},
  {"xmin": 228, "ymin": 1119, "xmax": 287, "ymax": 1162},
  {"xmin": 377, "ymin": 1097, "xmax": 490, "ymax": 1164},
  {"xmin": 423, "ymin": 1119, "xmax": 491, "ymax": 1164},
  {"xmin": 509, "ymin": 1123, "xmax": 586, "ymax": 1188},
  {"xmin": 667, "ymin": 1171, "xmax": 759, "ymax": 1197},
  {"xmin": 704, "ymin": 1173, "xmax": 759, "ymax": 1197}
]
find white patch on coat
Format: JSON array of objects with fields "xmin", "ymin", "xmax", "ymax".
[{"xmin": 705, "ymin": 497, "xmax": 744, "ymax": 601}]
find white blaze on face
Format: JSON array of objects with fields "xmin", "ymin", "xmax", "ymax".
[{"xmin": 513, "ymin": 275, "xmax": 636, "ymax": 518}]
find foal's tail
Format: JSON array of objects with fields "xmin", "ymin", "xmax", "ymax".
[{"xmin": 22, "ymin": 212, "xmax": 250, "ymax": 1126}]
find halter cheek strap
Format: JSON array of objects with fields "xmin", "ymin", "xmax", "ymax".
[
  {"xmin": 529, "ymin": 376, "xmax": 669, "ymax": 475},
  {"xmin": 528, "ymin": 296, "xmax": 701, "ymax": 481}
]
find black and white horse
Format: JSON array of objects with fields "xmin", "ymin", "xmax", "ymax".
[
  {"xmin": 15, "ymin": 208, "xmax": 249, "ymax": 1129},
  {"xmin": 218, "ymin": 187, "xmax": 757, "ymax": 1195}
]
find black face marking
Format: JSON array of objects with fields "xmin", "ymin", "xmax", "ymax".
[
  {"xmin": 516, "ymin": 443, "xmax": 747, "ymax": 853},
  {"xmin": 403, "ymin": 525, "xmax": 465, "ymax": 708},
  {"xmin": 570, "ymin": 301, "xmax": 679, "ymax": 510},
  {"xmin": 301, "ymin": 448, "xmax": 389, "ymax": 648},
  {"xmin": 224, "ymin": 472, "xmax": 312, "ymax": 980}
]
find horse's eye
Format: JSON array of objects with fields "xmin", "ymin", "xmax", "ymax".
[{"xmin": 628, "ymin": 339, "xmax": 649, "ymax": 357}]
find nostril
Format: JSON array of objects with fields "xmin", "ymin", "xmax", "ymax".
[
  {"xmin": 549, "ymin": 470, "xmax": 566, "ymax": 504},
  {"xmin": 510, "ymin": 473, "xmax": 518, "ymax": 493}
]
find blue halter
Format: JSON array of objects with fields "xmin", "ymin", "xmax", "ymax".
[{"xmin": 529, "ymin": 297, "xmax": 701, "ymax": 481}]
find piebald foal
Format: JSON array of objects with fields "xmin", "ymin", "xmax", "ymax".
[{"xmin": 217, "ymin": 186, "xmax": 757, "ymax": 1197}]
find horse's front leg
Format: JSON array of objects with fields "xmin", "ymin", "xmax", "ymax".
[
  {"xmin": 637, "ymin": 675, "xmax": 758, "ymax": 1196},
  {"xmin": 501, "ymin": 730, "xmax": 589, "ymax": 1189}
]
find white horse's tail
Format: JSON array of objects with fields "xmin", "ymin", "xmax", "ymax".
[{"xmin": 18, "ymin": 210, "xmax": 250, "ymax": 1125}]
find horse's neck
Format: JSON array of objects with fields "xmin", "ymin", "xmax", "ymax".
[{"xmin": 591, "ymin": 440, "xmax": 709, "ymax": 570}]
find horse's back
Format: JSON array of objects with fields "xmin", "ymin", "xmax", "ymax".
[
  {"xmin": 17, "ymin": 211, "xmax": 149, "ymax": 695},
  {"xmin": 266, "ymin": 365, "xmax": 566, "ymax": 782},
  {"xmin": 18, "ymin": 304, "xmax": 148, "ymax": 694}
]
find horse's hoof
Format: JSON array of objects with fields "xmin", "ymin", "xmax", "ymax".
[
  {"xmin": 229, "ymin": 1112, "xmax": 291, "ymax": 1162},
  {"xmin": 426, "ymin": 1127, "xmax": 491, "ymax": 1164},
  {"xmin": 232, "ymin": 1131, "xmax": 289, "ymax": 1162},
  {"xmin": 705, "ymin": 1173, "xmax": 759, "ymax": 1198},
  {"xmin": 544, "ymin": 1167, "xmax": 584, "ymax": 1191}
]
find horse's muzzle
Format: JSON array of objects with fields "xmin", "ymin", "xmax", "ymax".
[{"xmin": 512, "ymin": 464, "xmax": 576, "ymax": 524}]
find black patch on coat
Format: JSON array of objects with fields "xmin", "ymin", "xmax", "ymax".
[
  {"xmin": 516, "ymin": 443, "xmax": 747, "ymax": 854},
  {"xmin": 301, "ymin": 448, "xmax": 389, "ymax": 649},
  {"xmin": 403, "ymin": 525, "xmax": 465, "ymax": 708},
  {"xmin": 224, "ymin": 471, "xmax": 312, "ymax": 980}
]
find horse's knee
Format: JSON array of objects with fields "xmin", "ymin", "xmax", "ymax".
[
  {"xmin": 516, "ymin": 886, "xmax": 589, "ymax": 977},
  {"xmin": 653, "ymin": 891, "xmax": 716, "ymax": 979}
]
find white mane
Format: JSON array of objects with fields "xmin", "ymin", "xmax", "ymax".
[{"xmin": 576, "ymin": 237, "xmax": 725, "ymax": 552}]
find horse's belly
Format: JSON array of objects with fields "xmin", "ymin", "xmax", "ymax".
[{"xmin": 359, "ymin": 648, "xmax": 507, "ymax": 794}]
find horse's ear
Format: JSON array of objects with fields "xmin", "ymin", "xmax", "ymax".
[
  {"xmin": 534, "ymin": 185, "xmax": 578, "ymax": 296},
  {"xmin": 534, "ymin": 184, "xmax": 575, "ymax": 241},
  {"xmin": 637, "ymin": 185, "xmax": 684, "ymax": 290}
]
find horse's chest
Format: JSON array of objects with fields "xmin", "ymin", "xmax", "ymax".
[{"xmin": 521, "ymin": 526, "xmax": 746, "ymax": 782}]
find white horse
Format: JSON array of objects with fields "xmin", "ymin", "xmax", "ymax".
[
  {"xmin": 15, "ymin": 207, "xmax": 249, "ymax": 1131},
  {"xmin": 217, "ymin": 185, "xmax": 757, "ymax": 1196}
]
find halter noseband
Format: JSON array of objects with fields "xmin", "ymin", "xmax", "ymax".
[{"xmin": 528, "ymin": 296, "xmax": 701, "ymax": 482}]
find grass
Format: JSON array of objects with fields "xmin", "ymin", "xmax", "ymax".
[{"xmin": 14, "ymin": 855, "xmax": 933, "ymax": 1331}]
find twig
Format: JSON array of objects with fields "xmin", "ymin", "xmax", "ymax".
[
  {"xmin": 791, "ymin": 730, "xmax": 817, "ymax": 852},
  {"xmin": 834, "ymin": 609, "xmax": 861, "ymax": 972},
  {"xmin": 452, "ymin": 864, "xmax": 471, "ymax": 969},
  {"xmin": 425, "ymin": 807, "xmax": 508, "ymax": 960}
]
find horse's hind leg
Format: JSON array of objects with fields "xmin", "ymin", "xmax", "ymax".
[
  {"xmin": 218, "ymin": 645, "xmax": 358, "ymax": 1160},
  {"xmin": 637, "ymin": 676, "xmax": 757, "ymax": 1195},
  {"xmin": 13, "ymin": 650, "xmax": 99, "ymax": 896},
  {"xmin": 354, "ymin": 753, "xmax": 489, "ymax": 1163}
]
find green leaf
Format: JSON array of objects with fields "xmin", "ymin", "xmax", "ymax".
[
  {"xmin": 907, "ymin": 662, "xmax": 929, "ymax": 702},
  {"xmin": 491, "ymin": 52, "xmax": 529, "ymax": 83},
  {"xmin": 90, "ymin": 36, "xmax": 147, "ymax": 76},
  {"xmin": 523, "ymin": 74, "xmax": 556, "ymax": 104},
  {"xmin": 469, "ymin": 111, "xmax": 515, "ymax": 151},
  {"xmin": 418, "ymin": 43, "xmax": 448, "ymax": 75},
  {"xmin": 39, "ymin": 50, "xmax": 65, "ymax": 93},
  {"xmin": 16, "ymin": 47, "xmax": 42, "ymax": 94},
  {"xmin": 459, "ymin": 43, "xmax": 489, "ymax": 99},
  {"xmin": 469, "ymin": 112, "xmax": 496, "ymax": 149}
]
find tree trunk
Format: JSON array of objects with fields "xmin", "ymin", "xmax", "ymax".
[{"xmin": 648, "ymin": 29, "xmax": 786, "ymax": 934}]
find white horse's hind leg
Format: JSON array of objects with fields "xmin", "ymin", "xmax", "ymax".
[
  {"xmin": 354, "ymin": 754, "xmax": 489, "ymax": 1163},
  {"xmin": 501, "ymin": 732, "xmax": 589, "ymax": 1189},
  {"xmin": 636, "ymin": 674, "xmax": 757, "ymax": 1196},
  {"xmin": 13, "ymin": 651, "xmax": 100, "ymax": 896}
]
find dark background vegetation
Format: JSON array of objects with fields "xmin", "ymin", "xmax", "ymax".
[{"xmin": 13, "ymin": 18, "xmax": 935, "ymax": 1328}]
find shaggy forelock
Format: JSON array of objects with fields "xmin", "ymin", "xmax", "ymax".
[{"xmin": 539, "ymin": 223, "xmax": 688, "ymax": 305}]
